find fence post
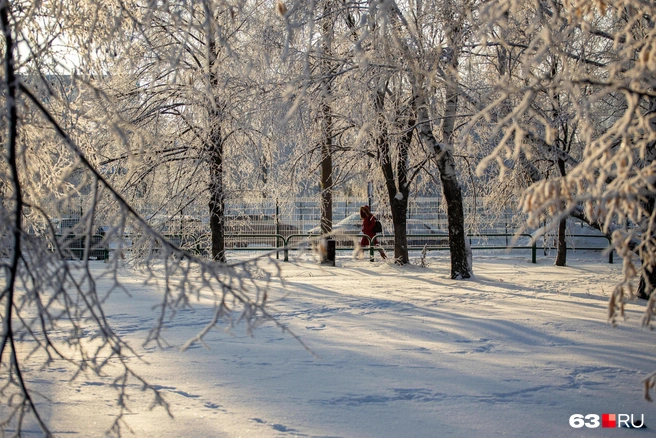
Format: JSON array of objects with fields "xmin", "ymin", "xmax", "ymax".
[
  {"xmin": 532, "ymin": 239, "xmax": 536, "ymax": 264},
  {"xmin": 367, "ymin": 181, "xmax": 373, "ymax": 210},
  {"xmin": 275, "ymin": 199, "xmax": 280, "ymax": 260},
  {"xmin": 505, "ymin": 213, "xmax": 509, "ymax": 246},
  {"xmin": 601, "ymin": 234, "xmax": 613, "ymax": 264},
  {"xmin": 324, "ymin": 238, "xmax": 336, "ymax": 266},
  {"xmin": 369, "ymin": 236, "xmax": 374, "ymax": 262}
]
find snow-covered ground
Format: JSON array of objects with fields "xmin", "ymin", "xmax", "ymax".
[{"xmin": 20, "ymin": 252, "xmax": 656, "ymax": 437}]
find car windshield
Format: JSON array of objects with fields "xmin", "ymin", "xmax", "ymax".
[
  {"xmin": 309, "ymin": 214, "xmax": 441, "ymax": 235},
  {"xmin": 408, "ymin": 222, "xmax": 436, "ymax": 233},
  {"xmin": 334, "ymin": 213, "xmax": 361, "ymax": 225}
]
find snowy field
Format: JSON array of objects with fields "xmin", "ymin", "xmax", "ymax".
[{"xmin": 18, "ymin": 251, "xmax": 656, "ymax": 437}]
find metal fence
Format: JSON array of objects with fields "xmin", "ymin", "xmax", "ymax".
[
  {"xmin": 47, "ymin": 197, "xmax": 617, "ymax": 261},
  {"xmin": 218, "ymin": 196, "xmax": 525, "ymax": 236},
  {"xmin": 53, "ymin": 196, "xmax": 524, "ymax": 234}
]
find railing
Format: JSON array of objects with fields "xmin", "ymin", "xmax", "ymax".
[
  {"xmin": 55, "ymin": 234, "xmax": 109, "ymax": 260},
  {"xmin": 53, "ymin": 232, "xmax": 615, "ymax": 265},
  {"xmin": 285, "ymin": 233, "xmax": 537, "ymax": 263},
  {"xmin": 551, "ymin": 234, "xmax": 615, "ymax": 264},
  {"xmin": 282, "ymin": 233, "xmax": 615, "ymax": 263}
]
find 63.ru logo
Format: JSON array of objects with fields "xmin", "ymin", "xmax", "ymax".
[{"xmin": 569, "ymin": 414, "xmax": 645, "ymax": 429}]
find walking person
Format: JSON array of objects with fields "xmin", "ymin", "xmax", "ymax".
[{"xmin": 360, "ymin": 205, "xmax": 387, "ymax": 260}]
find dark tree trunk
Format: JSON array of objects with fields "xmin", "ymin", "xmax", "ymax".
[
  {"xmin": 374, "ymin": 85, "xmax": 413, "ymax": 264},
  {"xmin": 415, "ymin": 98, "xmax": 470, "ymax": 278},
  {"xmin": 413, "ymin": 42, "xmax": 471, "ymax": 278},
  {"xmin": 319, "ymin": 3, "xmax": 333, "ymax": 235},
  {"xmin": 208, "ymin": 123, "xmax": 225, "ymax": 262},
  {"xmin": 555, "ymin": 217, "xmax": 567, "ymax": 266},
  {"xmin": 555, "ymin": 158, "xmax": 567, "ymax": 266},
  {"xmin": 638, "ymin": 189, "xmax": 656, "ymax": 299},
  {"xmin": 439, "ymin": 164, "xmax": 470, "ymax": 278},
  {"xmin": 320, "ymin": 98, "xmax": 333, "ymax": 234},
  {"xmin": 390, "ymin": 133, "xmax": 412, "ymax": 264},
  {"xmin": 205, "ymin": 9, "xmax": 226, "ymax": 262},
  {"xmin": 438, "ymin": 26, "xmax": 470, "ymax": 278},
  {"xmin": 394, "ymin": 99, "xmax": 414, "ymax": 264},
  {"xmin": 637, "ymin": 97, "xmax": 656, "ymax": 298},
  {"xmin": 638, "ymin": 265, "xmax": 656, "ymax": 300},
  {"xmin": 390, "ymin": 201, "xmax": 408, "ymax": 263}
]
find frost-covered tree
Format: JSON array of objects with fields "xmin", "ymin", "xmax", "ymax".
[
  {"xmin": 0, "ymin": 1, "xmax": 287, "ymax": 434},
  {"xmin": 351, "ymin": 6, "xmax": 425, "ymax": 265},
  {"xmin": 380, "ymin": 0, "xmax": 473, "ymax": 277},
  {"xmin": 471, "ymin": 0, "xmax": 656, "ymax": 396},
  {"xmin": 466, "ymin": 2, "xmax": 598, "ymax": 266},
  {"xmin": 92, "ymin": 0, "xmax": 287, "ymax": 262},
  {"xmin": 273, "ymin": 1, "xmax": 342, "ymax": 233},
  {"xmin": 285, "ymin": 0, "xmax": 475, "ymax": 273},
  {"xmin": 371, "ymin": 74, "xmax": 419, "ymax": 265}
]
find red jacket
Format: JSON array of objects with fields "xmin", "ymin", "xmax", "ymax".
[{"xmin": 361, "ymin": 215, "xmax": 379, "ymax": 247}]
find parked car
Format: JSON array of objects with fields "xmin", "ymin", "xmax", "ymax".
[
  {"xmin": 309, "ymin": 214, "xmax": 447, "ymax": 248},
  {"xmin": 49, "ymin": 217, "xmax": 111, "ymax": 260},
  {"xmin": 51, "ymin": 217, "xmax": 81, "ymax": 235},
  {"xmin": 97, "ymin": 225, "xmax": 133, "ymax": 252},
  {"xmin": 307, "ymin": 213, "xmax": 362, "ymax": 244},
  {"xmin": 404, "ymin": 221, "xmax": 448, "ymax": 247},
  {"xmin": 225, "ymin": 214, "xmax": 299, "ymax": 248},
  {"xmin": 147, "ymin": 214, "xmax": 202, "ymax": 235},
  {"xmin": 139, "ymin": 214, "xmax": 209, "ymax": 254}
]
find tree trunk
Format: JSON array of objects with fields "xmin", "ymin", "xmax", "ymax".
[
  {"xmin": 555, "ymin": 158, "xmax": 567, "ymax": 266},
  {"xmin": 637, "ymin": 177, "xmax": 656, "ymax": 299},
  {"xmin": 374, "ymin": 85, "xmax": 413, "ymax": 264},
  {"xmin": 637, "ymin": 97, "xmax": 656, "ymax": 298},
  {"xmin": 555, "ymin": 217, "xmax": 567, "ymax": 266},
  {"xmin": 439, "ymin": 164, "xmax": 470, "ymax": 279},
  {"xmin": 205, "ymin": 4, "xmax": 226, "ymax": 262},
  {"xmin": 413, "ymin": 47, "xmax": 471, "ymax": 278},
  {"xmin": 390, "ymin": 201, "xmax": 408, "ymax": 263},
  {"xmin": 320, "ymin": 98, "xmax": 333, "ymax": 234},
  {"xmin": 440, "ymin": 27, "xmax": 470, "ymax": 279},
  {"xmin": 319, "ymin": 3, "xmax": 333, "ymax": 235},
  {"xmin": 208, "ymin": 123, "xmax": 225, "ymax": 262},
  {"xmin": 415, "ymin": 96, "xmax": 470, "ymax": 278},
  {"xmin": 638, "ymin": 265, "xmax": 656, "ymax": 300}
]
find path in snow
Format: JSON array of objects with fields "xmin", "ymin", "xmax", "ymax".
[{"xmin": 16, "ymin": 253, "xmax": 656, "ymax": 437}]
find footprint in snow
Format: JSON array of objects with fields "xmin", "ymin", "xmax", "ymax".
[{"xmin": 305, "ymin": 324, "xmax": 326, "ymax": 330}]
